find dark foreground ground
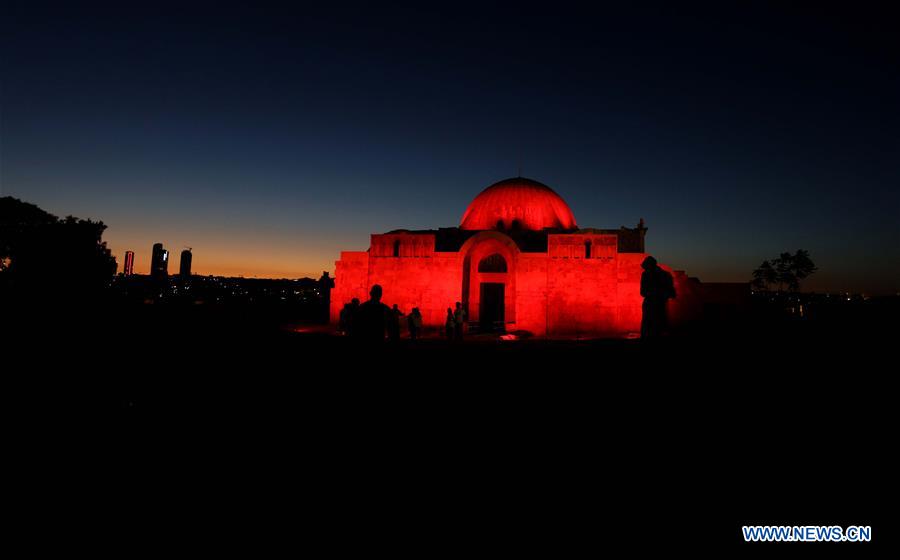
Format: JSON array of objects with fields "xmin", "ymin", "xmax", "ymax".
[{"xmin": 8, "ymin": 302, "xmax": 896, "ymax": 555}]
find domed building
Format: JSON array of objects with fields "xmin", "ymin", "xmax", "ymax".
[{"xmin": 331, "ymin": 177, "xmax": 735, "ymax": 337}]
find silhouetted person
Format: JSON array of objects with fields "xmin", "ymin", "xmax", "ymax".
[
  {"xmin": 640, "ymin": 256, "xmax": 676, "ymax": 341},
  {"xmin": 407, "ymin": 307, "xmax": 423, "ymax": 340},
  {"xmin": 388, "ymin": 303, "xmax": 404, "ymax": 341},
  {"xmin": 339, "ymin": 299, "xmax": 359, "ymax": 336},
  {"xmin": 453, "ymin": 301, "xmax": 467, "ymax": 340},
  {"xmin": 356, "ymin": 287, "xmax": 389, "ymax": 343},
  {"xmin": 347, "ymin": 298, "xmax": 360, "ymax": 337},
  {"xmin": 339, "ymin": 303, "xmax": 351, "ymax": 335},
  {"xmin": 445, "ymin": 308, "xmax": 455, "ymax": 339},
  {"xmin": 340, "ymin": 298, "xmax": 361, "ymax": 337},
  {"xmin": 318, "ymin": 271, "xmax": 335, "ymax": 322}
]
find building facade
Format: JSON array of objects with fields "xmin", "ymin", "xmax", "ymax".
[
  {"xmin": 123, "ymin": 250, "xmax": 135, "ymax": 276},
  {"xmin": 331, "ymin": 177, "xmax": 742, "ymax": 337},
  {"xmin": 179, "ymin": 248, "xmax": 192, "ymax": 277},
  {"xmin": 151, "ymin": 242, "xmax": 168, "ymax": 281}
]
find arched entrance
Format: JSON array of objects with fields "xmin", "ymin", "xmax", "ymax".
[{"xmin": 459, "ymin": 232, "xmax": 518, "ymax": 333}]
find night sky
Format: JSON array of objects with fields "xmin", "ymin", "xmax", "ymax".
[{"xmin": 2, "ymin": 2, "xmax": 898, "ymax": 293}]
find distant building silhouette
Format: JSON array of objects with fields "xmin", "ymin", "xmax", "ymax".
[
  {"xmin": 123, "ymin": 250, "xmax": 135, "ymax": 276},
  {"xmin": 180, "ymin": 248, "xmax": 192, "ymax": 277},
  {"xmin": 151, "ymin": 243, "xmax": 168, "ymax": 281}
]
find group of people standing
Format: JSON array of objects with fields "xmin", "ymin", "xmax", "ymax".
[
  {"xmin": 337, "ymin": 284, "xmax": 433, "ymax": 343},
  {"xmin": 445, "ymin": 302, "xmax": 467, "ymax": 340}
]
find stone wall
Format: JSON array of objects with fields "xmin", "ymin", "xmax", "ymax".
[{"xmin": 332, "ymin": 230, "xmax": 717, "ymax": 337}]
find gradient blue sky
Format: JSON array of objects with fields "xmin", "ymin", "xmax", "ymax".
[{"xmin": 2, "ymin": 2, "xmax": 898, "ymax": 292}]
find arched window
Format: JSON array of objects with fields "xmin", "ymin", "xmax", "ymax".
[
  {"xmin": 478, "ymin": 253, "xmax": 508, "ymax": 273},
  {"xmin": 393, "ymin": 240, "xmax": 401, "ymax": 257},
  {"xmin": 584, "ymin": 240, "xmax": 592, "ymax": 259}
]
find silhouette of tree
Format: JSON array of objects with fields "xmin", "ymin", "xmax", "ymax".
[
  {"xmin": 786, "ymin": 249, "xmax": 817, "ymax": 290},
  {"xmin": 1, "ymin": 196, "xmax": 117, "ymax": 298},
  {"xmin": 751, "ymin": 250, "xmax": 817, "ymax": 293},
  {"xmin": 751, "ymin": 260, "xmax": 777, "ymax": 292},
  {"xmin": 774, "ymin": 252, "xmax": 796, "ymax": 291}
]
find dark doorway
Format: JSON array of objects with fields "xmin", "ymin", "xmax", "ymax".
[{"xmin": 479, "ymin": 282, "xmax": 505, "ymax": 332}]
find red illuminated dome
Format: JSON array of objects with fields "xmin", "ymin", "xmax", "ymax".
[{"xmin": 460, "ymin": 177, "xmax": 577, "ymax": 231}]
